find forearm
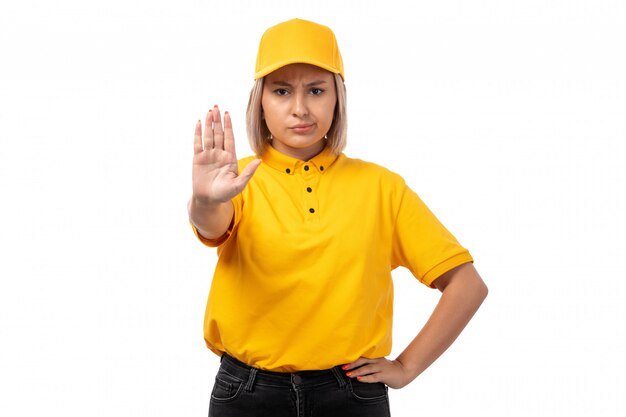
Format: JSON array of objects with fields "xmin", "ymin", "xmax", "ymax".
[
  {"xmin": 396, "ymin": 263, "xmax": 488, "ymax": 381},
  {"xmin": 188, "ymin": 196, "xmax": 234, "ymax": 240}
]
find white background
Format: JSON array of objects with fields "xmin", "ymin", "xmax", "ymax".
[{"xmin": 1, "ymin": 0, "xmax": 625, "ymax": 416}]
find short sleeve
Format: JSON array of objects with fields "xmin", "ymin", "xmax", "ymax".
[{"xmin": 391, "ymin": 182, "xmax": 473, "ymax": 288}]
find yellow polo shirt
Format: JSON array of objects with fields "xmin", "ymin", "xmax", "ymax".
[{"xmin": 192, "ymin": 145, "xmax": 473, "ymax": 372}]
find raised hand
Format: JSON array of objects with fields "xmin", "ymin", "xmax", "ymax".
[{"xmin": 192, "ymin": 106, "xmax": 261, "ymax": 206}]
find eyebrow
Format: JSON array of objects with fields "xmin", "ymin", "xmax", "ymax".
[{"xmin": 270, "ymin": 80, "xmax": 329, "ymax": 87}]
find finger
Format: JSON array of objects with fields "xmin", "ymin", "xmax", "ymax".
[
  {"xmin": 355, "ymin": 374, "xmax": 381, "ymax": 384},
  {"xmin": 346, "ymin": 363, "xmax": 379, "ymax": 378},
  {"xmin": 194, "ymin": 120, "xmax": 203, "ymax": 154},
  {"xmin": 203, "ymin": 109, "xmax": 214, "ymax": 149},
  {"xmin": 214, "ymin": 108, "xmax": 228, "ymax": 150},
  {"xmin": 212, "ymin": 105, "xmax": 224, "ymax": 149},
  {"xmin": 223, "ymin": 111, "xmax": 235, "ymax": 154}
]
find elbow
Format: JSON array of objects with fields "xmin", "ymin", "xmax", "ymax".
[
  {"xmin": 477, "ymin": 273, "xmax": 488, "ymax": 297},
  {"xmin": 473, "ymin": 277, "xmax": 489, "ymax": 308},
  {"xmin": 479, "ymin": 281, "xmax": 489, "ymax": 302},
  {"xmin": 464, "ymin": 268, "xmax": 488, "ymax": 306},
  {"xmin": 469, "ymin": 264, "xmax": 488, "ymax": 302}
]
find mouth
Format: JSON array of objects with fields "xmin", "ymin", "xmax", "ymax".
[{"xmin": 290, "ymin": 124, "xmax": 314, "ymax": 134}]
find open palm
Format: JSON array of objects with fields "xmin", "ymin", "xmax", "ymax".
[{"xmin": 192, "ymin": 106, "xmax": 261, "ymax": 204}]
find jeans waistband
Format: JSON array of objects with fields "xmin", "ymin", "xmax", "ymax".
[{"xmin": 219, "ymin": 353, "xmax": 348, "ymax": 390}]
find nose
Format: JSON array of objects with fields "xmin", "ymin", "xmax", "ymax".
[{"xmin": 291, "ymin": 92, "xmax": 308, "ymax": 117}]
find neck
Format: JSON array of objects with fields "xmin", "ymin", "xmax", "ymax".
[{"xmin": 271, "ymin": 140, "xmax": 326, "ymax": 161}]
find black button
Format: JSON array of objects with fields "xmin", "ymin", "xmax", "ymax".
[
  {"xmin": 285, "ymin": 168, "xmax": 291, "ymax": 174},
  {"xmin": 306, "ymin": 187, "xmax": 312, "ymax": 193},
  {"xmin": 320, "ymin": 166, "xmax": 324, "ymax": 171},
  {"xmin": 304, "ymin": 165, "xmax": 309, "ymax": 171},
  {"xmin": 292, "ymin": 375, "xmax": 302, "ymax": 384},
  {"xmin": 309, "ymin": 208, "xmax": 315, "ymax": 213}
]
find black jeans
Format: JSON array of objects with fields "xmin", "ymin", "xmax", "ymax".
[{"xmin": 209, "ymin": 353, "xmax": 391, "ymax": 417}]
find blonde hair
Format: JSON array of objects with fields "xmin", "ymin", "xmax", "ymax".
[{"xmin": 246, "ymin": 73, "xmax": 347, "ymax": 156}]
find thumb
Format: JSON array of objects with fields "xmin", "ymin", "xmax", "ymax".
[{"xmin": 234, "ymin": 159, "xmax": 262, "ymax": 190}]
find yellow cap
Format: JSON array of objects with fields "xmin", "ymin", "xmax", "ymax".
[{"xmin": 254, "ymin": 18, "xmax": 344, "ymax": 80}]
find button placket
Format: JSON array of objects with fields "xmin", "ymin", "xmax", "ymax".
[{"xmin": 299, "ymin": 165, "xmax": 320, "ymax": 219}]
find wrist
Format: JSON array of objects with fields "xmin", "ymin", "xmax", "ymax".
[
  {"xmin": 191, "ymin": 194, "xmax": 223, "ymax": 210},
  {"xmin": 188, "ymin": 196, "xmax": 234, "ymax": 240},
  {"xmin": 395, "ymin": 356, "xmax": 423, "ymax": 383}
]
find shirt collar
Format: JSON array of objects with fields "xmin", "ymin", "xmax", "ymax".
[{"xmin": 261, "ymin": 145, "xmax": 339, "ymax": 175}]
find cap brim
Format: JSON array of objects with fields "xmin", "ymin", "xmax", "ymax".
[{"xmin": 255, "ymin": 59, "xmax": 343, "ymax": 80}]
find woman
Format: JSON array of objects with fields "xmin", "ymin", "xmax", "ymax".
[{"xmin": 189, "ymin": 18, "xmax": 487, "ymax": 417}]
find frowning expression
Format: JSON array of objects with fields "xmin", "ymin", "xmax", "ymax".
[{"xmin": 262, "ymin": 63, "xmax": 337, "ymax": 160}]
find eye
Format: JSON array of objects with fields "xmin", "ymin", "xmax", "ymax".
[
  {"xmin": 274, "ymin": 88, "xmax": 289, "ymax": 96},
  {"xmin": 310, "ymin": 88, "xmax": 324, "ymax": 95}
]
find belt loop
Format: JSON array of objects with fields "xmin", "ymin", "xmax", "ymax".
[
  {"xmin": 244, "ymin": 367, "xmax": 258, "ymax": 392},
  {"xmin": 331, "ymin": 367, "xmax": 347, "ymax": 388}
]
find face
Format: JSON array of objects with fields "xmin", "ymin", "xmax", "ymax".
[{"xmin": 262, "ymin": 63, "xmax": 337, "ymax": 160}]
